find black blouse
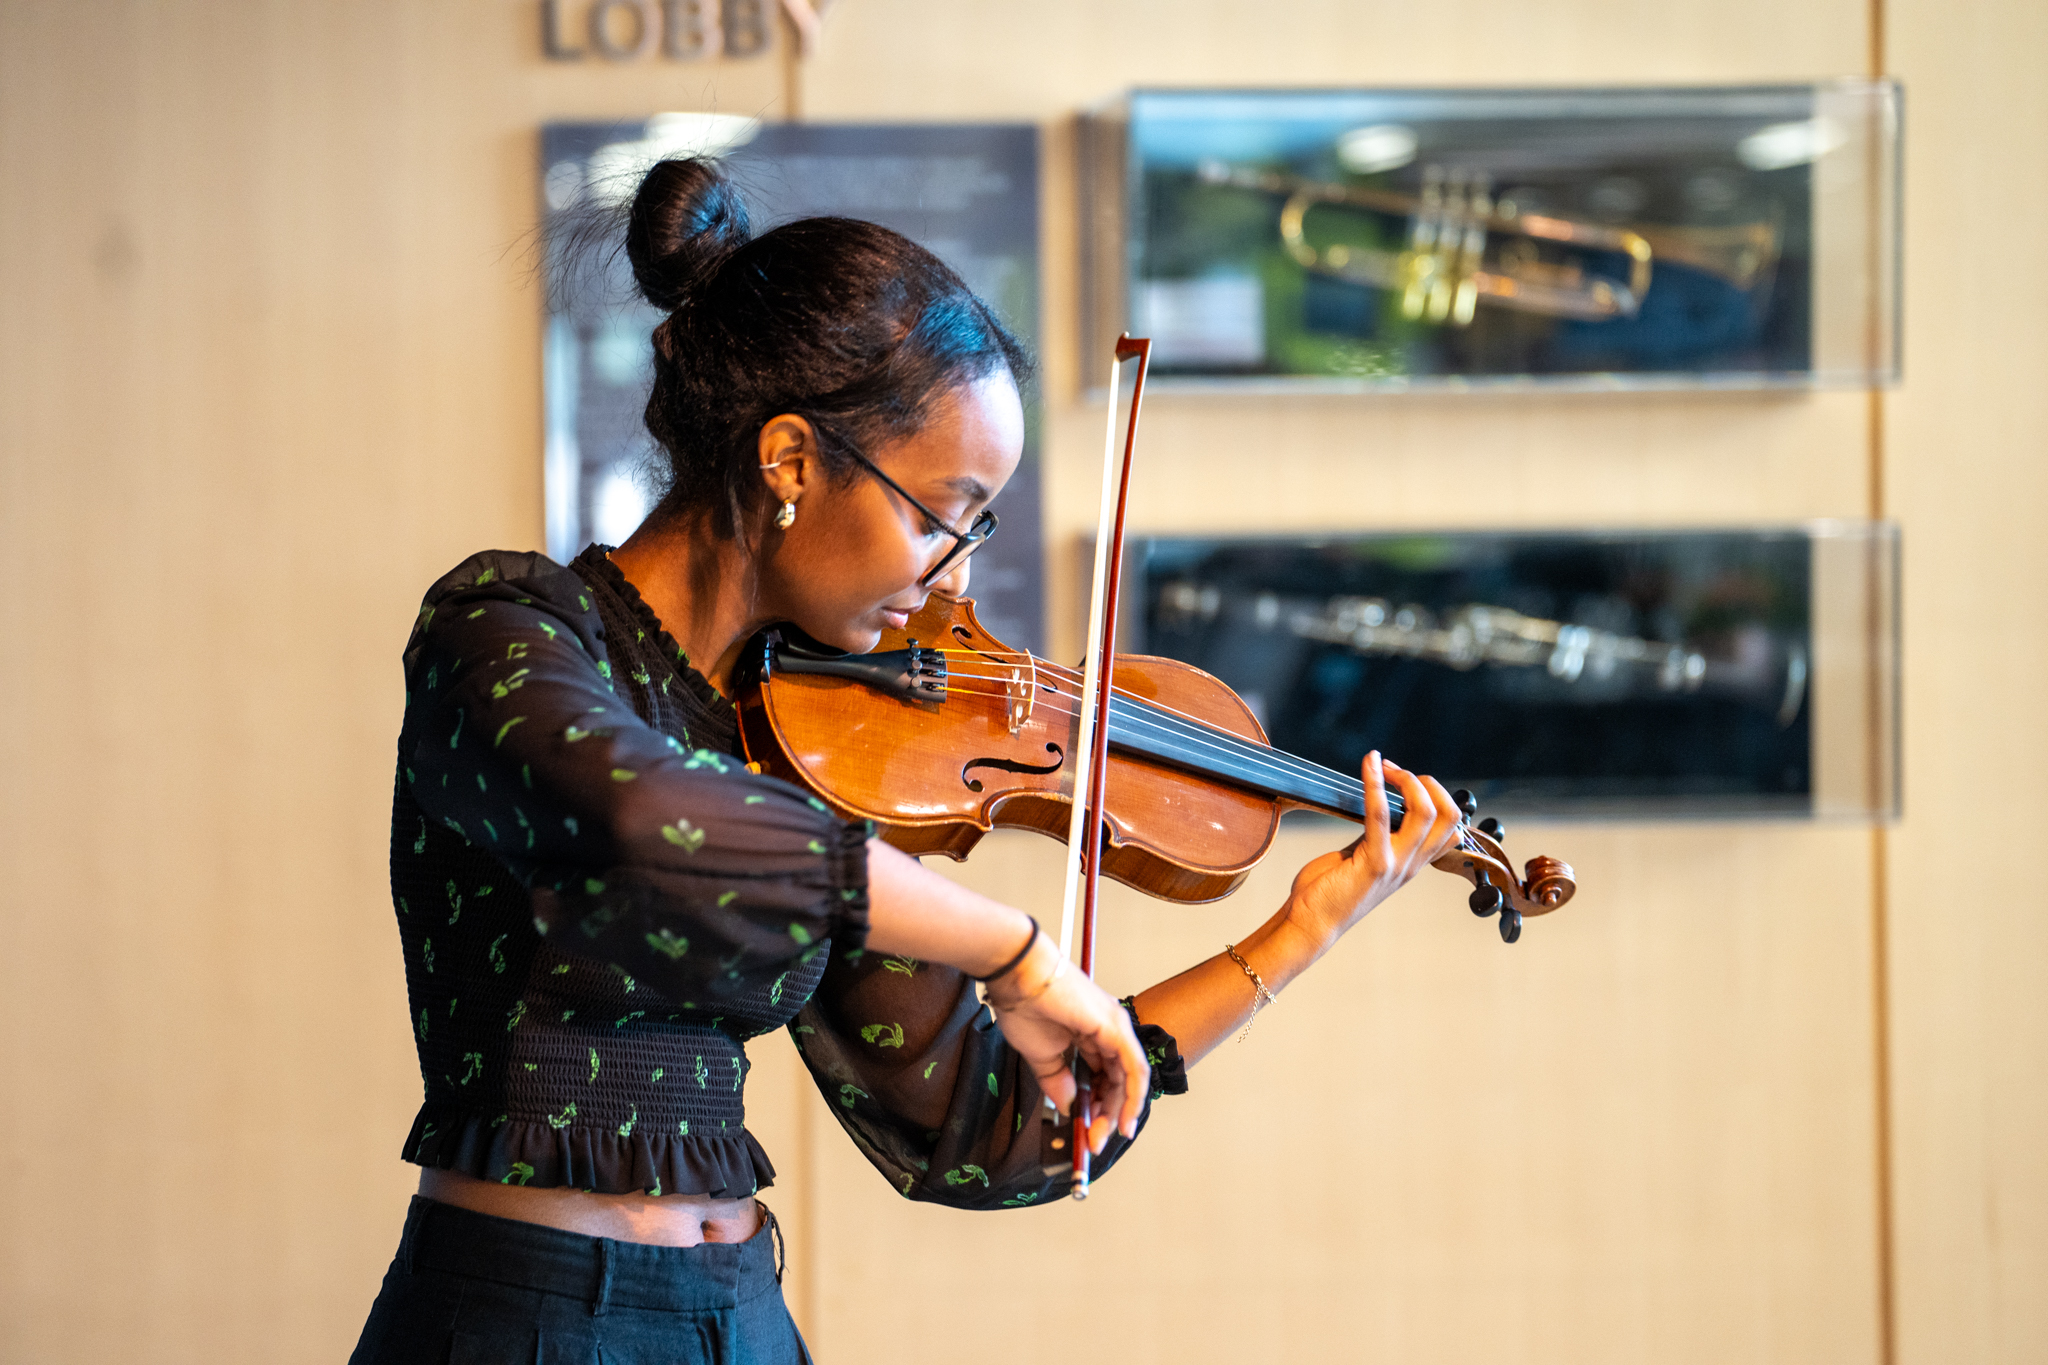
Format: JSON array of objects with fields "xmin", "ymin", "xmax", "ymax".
[{"xmin": 388, "ymin": 545, "xmax": 1185, "ymax": 1209}]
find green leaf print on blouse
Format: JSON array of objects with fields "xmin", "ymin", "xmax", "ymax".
[
  {"xmin": 588, "ymin": 1048, "xmax": 601, "ymax": 1082},
  {"xmin": 944, "ymin": 1165, "xmax": 990, "ymax": 1188},
  {"xmin": 646, "ymin": 929, "xmax": 689, "ymax": 961},
  {"xmin": 899, "ymin": 1173, "xmax": 915, "ymax": 1196},
  {"xmin": 987, "ymin": 1073, "xmax": 999, "ymax": 1097},
  {"xmin": 617, "ymin": 1107, "xmax": 638, "ymax": 1137},
  {"xmin": 444, "ymin": 881, "xmax": 462, "ymax": 925},
  {"xmin": 788, "ymin": 924, "xmax": 814, "ymax": 947},
  {"xmin": 694, "ymin": 1055, "xmax": 709, "ymax": 1088},
  {"xmin": 412, "ymin": 819, "xmax": 428, "ymax": 855},
  {"xmin": 838, "ymin": 1083, "xmax": 869, "ymax": 1108},
  {"xmin": 493, "ymin": 716, "xmax": 527, "ymax": 747},
  {"xmin": 546, "ymin": 1102, "xmax": 578, "ymax": 1129},
  {"xmin": 458, "ymin": 1052, "xmax": 483, "ymax": 1085},
  {"xmin": 682, "ymin": 750, "xmax": 730, "ymax": 774},
  {"xmin": 489, "ymin": 668, "xmax": 531, "ymax": 699},
  {"xmin": 860, "ymin": 1022, "xmax": 905, "ymax": 1049},
  {"xmin": 881, "ymin": 955, "xmax": 919, "ymax": 977},
  {"xmin": 505, "ymin": 1000, "xmax": 527, "ymax": 1031},
  {"xmin": 660, "ymin": 820, "xmax": 706, "ymax": 853},
  {"xmin": 611, "ymin": 768, "xmax": 637, "ymax": 782},
  {"xmin": 488, "ymin": 934, "xmax": 508, "ymax": 974},
  {"xmin": 1001, "ymin": 1191, "xmax": 1041, "ymax": 1207},
  {"xmin": 502, "ymin": 1162, "xmax": 535, "ymax": 1186}
]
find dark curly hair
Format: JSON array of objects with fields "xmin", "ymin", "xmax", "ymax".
[{"xmin": 620, "ymin": 157, "xmax": 1033, "ymax": 537}]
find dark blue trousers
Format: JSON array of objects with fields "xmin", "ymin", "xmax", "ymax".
[{"xmin": 350, "ymin": 1198, "xmax": 811, "ymax": 1364}]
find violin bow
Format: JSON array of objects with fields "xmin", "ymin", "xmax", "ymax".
[{"xmin": 1055, "ymin": 334, "xmax": 1151, "ymax": 1200}]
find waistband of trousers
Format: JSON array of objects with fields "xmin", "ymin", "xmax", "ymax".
[{"xmin": 398, "ymin": 1195, "xmax": 782, "ymax": 1314}]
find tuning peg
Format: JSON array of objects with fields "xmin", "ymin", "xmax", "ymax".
[
  {"xmin": 1476, "ymin": 816, "xmax": 1505, "ymax": 841},
  {"xmin": 1499, "ymin": 908, "xmax": 1523, "ymax": 944},
  {"xmin": 1468, "ymin": 883, "xmax": 1504, "ymax": 917},
  {"xmin": 1450, "ymin": 788, "xmax": 1479, "ymax": 819}
]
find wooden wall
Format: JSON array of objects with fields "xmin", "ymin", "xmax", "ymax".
[{"xmin": 0, "ymin": 2, "xmax": 2038, "ymax": 1362}]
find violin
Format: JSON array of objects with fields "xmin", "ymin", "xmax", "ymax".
[{"xmin": 732, "ymin": 592, "xmax": 1576, "ymax": 935}]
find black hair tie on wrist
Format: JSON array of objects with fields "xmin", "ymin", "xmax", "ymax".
[{"xmin": 972, "ymin": 916, "xmax": 1041, "ymax": 983}]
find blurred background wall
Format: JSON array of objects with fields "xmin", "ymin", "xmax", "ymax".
[{"xmin": 0, "ymin": 2, "xmax": 2039, "ymax": 1362}]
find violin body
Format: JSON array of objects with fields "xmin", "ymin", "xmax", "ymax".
[
  {"xmin": 736, "ymin": 593, "xmax": 1575, "ymax": 918},
  {"xmin": 739, "ymin": 593, "xmax": 1279, "ymax": 902}
]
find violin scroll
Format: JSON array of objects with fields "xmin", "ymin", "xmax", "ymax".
[{"xmin": 1431, "ymin": 795, "xmax": 1576, "ymax": 943}]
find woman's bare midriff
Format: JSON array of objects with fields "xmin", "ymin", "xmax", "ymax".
[{"xmin": 418, "ymin": 1168, "xmax": 762, "ymax": 1247}]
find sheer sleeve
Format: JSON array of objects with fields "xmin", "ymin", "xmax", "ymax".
[
  {"xmin": 398, "ymin": 551, "xmax": 868, "ymax": 1001},
  {"xmin": 789, "ymin": 944, "xmax": 1188, "ymax": 1210}
]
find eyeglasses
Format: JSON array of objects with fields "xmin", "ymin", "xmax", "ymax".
[{"xmin": 845, "ymin": 448, "xmax": 999, "ymax": 589}]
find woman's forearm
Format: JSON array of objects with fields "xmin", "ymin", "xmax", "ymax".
[
  {"xmin": 861, "ymin": 837, "xmax": 1037, "ymax": 978},
  {"xmin": 1129, "ymin": 903, "xmax": 1339, "ymax": 1068}
]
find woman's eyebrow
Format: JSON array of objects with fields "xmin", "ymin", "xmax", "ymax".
[{"xmin": 944, "ymin": 475, "xmax": 993, "ymax": 504}]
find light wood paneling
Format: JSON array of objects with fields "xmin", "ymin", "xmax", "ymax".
[{"xmin": 1884, "ymin": 1, "xmax": 2048, "ymax": 1361}]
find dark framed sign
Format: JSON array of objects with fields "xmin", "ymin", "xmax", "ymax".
[{"xmin": 1112, "ymin": 524, "xmax": 1898, "ymax": 819}]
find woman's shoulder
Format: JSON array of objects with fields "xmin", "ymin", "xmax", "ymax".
[{"xmin": 416, "ymin": 549, "xmax": 584, "ymax": 612}]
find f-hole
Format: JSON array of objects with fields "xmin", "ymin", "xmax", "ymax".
[{"xmin": 963, "ymin": 743, "xmax": 1065, "ymax": 793}]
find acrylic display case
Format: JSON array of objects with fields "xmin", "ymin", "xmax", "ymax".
[
  {"xmin": 1102, "ymin": 523, "xmax": 1898, "ymax": 819},
  {"xmin": 1080, "ymin": 83, "xmax": 1901, "ymax": 392},
  {"xmin": 540, "ymin": 117, "xmax": 1048, "ymax": 651}
]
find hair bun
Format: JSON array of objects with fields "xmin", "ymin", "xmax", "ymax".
[{"xmin": 624, "ymin": 158, "xmax": 752, "ymax": 312}]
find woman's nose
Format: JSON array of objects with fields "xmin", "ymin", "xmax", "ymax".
[{"xmin": 929, "ymin": 555, "xmax": 972, "ymax": 597}]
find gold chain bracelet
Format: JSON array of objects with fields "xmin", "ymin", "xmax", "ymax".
[{"xmin": 1224, "ymin": 943, "xmax": 1277, "ymax": 1044}]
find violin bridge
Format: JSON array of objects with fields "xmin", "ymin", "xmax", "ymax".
[{"xmin": 1006, "ymin": 650, "xmax": 1038, "ymax": 735}]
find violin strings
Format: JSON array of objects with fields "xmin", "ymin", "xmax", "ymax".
[
  {"xmin": 916, "ymin": 674, "xmax": 1484, "ymax": 859},
  {"xmin": 933, "ymin": 651, "xmax": 1384, "ymax": 802},
  {"xmin": 936, "ymin": 667, "xmax": 1386, "ymax": 811},
  {"xmin": 933, "ymin": 649, "xmax": 1396, "ymax": 800},
  {"xmin": 926, "ymin": 667, "xmax": 1394, "ymax": 818},
  {"xmin": 931, "ymin": 652, "xmax": 1389, "ymax": 806}
]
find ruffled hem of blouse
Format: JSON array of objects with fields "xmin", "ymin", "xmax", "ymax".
[
  {"xmin": 576, "ymin": 544, "xmax": 735, "ymax": 727},
  {"xmin": 403, "ymin": 1104, "xmax": 776, "ymax": 1198}
]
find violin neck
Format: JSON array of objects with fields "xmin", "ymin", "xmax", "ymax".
[{"xmin": 1104, "ymin": 694, "xmax": 1407, "ymax": 830}]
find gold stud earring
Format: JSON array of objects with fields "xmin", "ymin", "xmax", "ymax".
[{"xmin": 775, "ymin": 500, "xmax": 798, "ymax": 530}]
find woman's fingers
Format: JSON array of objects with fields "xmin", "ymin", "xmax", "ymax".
[
  {"xmin": 1027, "ymin": 1049, "xmax": 1077, "ymax": 1118},
  {"xmin": 1359, "ymin": 750, "xmax": 1395, "ymax": 870},
  {"xmin": 994, "ymin": 963, "xmax": 1149, "ymax": 1146},
  {"xmin": 1413, "ymin": 772, "xmax": 1464, "ymax": 861}
]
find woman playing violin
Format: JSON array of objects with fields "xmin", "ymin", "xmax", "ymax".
[{"xmin": 349, "ymin": 158, "xmax": 1467, "ymax": 1364}]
